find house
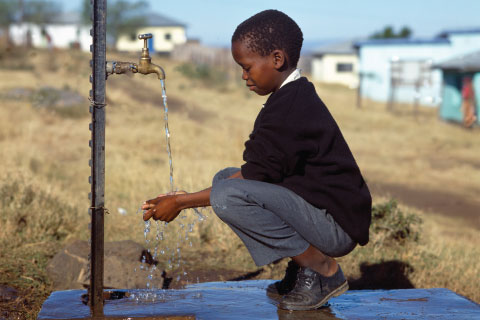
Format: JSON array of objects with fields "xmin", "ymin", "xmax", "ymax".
[
  {"xmin": 311, "ymin": 41, "xmax": 359, "ymax": 88},
  {"xmin": 116, "ymin": 13, "xmax": 187, "ymax": 54},
  {"xmin": 9, "ymin": 12, "xmax": 91, "ymax": 51},
  {"xmin": 355, "ymin": 28, "xmax": 480, "ymax": 106},
  {"xmin": 434, "ymin": 50, "xmax": 480, "ymax": 124}
]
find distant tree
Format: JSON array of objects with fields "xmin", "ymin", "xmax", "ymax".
[
  {"xmin": 81, "ymin": 0, "xmax": 149, "ymax": 44},
  {"xmin": 370, "ymin": 25, "xmax": 413, "ymax": 39},
  {"xmin": 23, "ymin": 0, "xmax": 62, "ymax": 25},
  {"xmin": 0, "ymin": 0, "xmax": 17, "ymax": 28},
  {"xmin": 398, "ymin": 26, "xmax": 412, "ymax": 38},
  {"xmin": 81, "ymin": 0, "xmax": 91, "ymax": 26}
]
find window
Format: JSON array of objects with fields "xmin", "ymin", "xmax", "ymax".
[
  {"xmin": 165, "ymin": 33, "xmax": 171, "ymax": 41},
  {"xmin": 337, "ymin": 63, "xmax": 353, "ymax": 72}
]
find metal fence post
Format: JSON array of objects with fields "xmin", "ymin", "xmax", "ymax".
[{"xmin": 89, "ymin": 0, "xmax": 107, "ymax": 316}]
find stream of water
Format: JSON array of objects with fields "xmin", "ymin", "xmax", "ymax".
[{"xmin": 132, "ymin": 78, "xmax": 206, "ymax": 302}]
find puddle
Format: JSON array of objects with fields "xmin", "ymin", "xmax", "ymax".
[{"xmin": 38, "ymin": 281, "xmax": 480, "ymax": 319}]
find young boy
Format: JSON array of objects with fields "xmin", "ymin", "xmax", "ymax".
[{"xmin": 142, "ymin": 10, "xmax": 371, "ymax": 311}]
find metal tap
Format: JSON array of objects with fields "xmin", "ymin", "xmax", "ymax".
[
  {"xmin": 137, "ymin": 33, "xmax": 165, "ymax": 79},
  {"xmin": 106, "ymin": 33, "xmax": 165, "ymax": 80}
]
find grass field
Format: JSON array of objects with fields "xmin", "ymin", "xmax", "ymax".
[{"xmin": 0, "ymin": 48, "xmax": 479, "ymax": 319}]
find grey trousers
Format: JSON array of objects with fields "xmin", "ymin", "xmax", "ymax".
[{"xmin": 210, "ymin": 167, "xmax": 356, "ymax": 266}]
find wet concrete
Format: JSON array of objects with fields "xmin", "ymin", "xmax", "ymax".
[{"xmin": 38, "ymin": 280, "xmax": 480, "ymax": 320}]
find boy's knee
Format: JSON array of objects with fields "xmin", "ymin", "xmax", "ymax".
[
  {"xmin": 210, "ymin": 179, "xmax": 245, "ymax": 222},
  {"xmin": 212, "ymin": 167, "xmax": 240, "ymax": 186}
]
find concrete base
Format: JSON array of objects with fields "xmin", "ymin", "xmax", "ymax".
[{"xmin": 37, "ymin": 280, "xmax": 480, "ymax": 319}]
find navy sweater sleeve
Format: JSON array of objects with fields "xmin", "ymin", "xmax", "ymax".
[{"xmin": 241, "ymin": 77, "xmax": 372, "ymax": 246}]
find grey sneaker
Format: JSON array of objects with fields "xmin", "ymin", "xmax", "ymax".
[
  {"xmin": 266, "ymin": 260, "xmax": 300, "ymax": 296},
  {"xmin": 279, "ymin": 265, "xmax": 348, "ymax": 311}
]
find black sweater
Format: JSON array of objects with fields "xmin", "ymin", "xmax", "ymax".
[{"xmin": 241, "ymin": 77, "xmax": 371, "ymax": 246}]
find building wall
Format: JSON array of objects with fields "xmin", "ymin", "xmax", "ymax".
[
  {"xmin": 359, "ymin": 43, "xmax": 452, "ymax": 104},
  {"xmin": 9, "ymin": 23, "xmax": 91, "ymax": 51},
  {"xmin": 116, "ymin": 26, "xmax": 186, "ymax": 53},
  {"xmin": 312, "ymin": 54, "xmax": 359, "ymax": 88},
  {"xmin": 447, "ymin": 33, "xmax": 480, "ymax": 57},
  {"xmin": 439, "ymin": 71, "xmax": 480, "ymax": 124},
  {"xmin": 358, "ymin": 32, "xmax": 480, "ymax": 106}
]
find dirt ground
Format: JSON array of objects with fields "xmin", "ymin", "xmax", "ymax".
[
  {"xmin": 1, "ymin": 48, "xmax": 479, "ymax": 318},
  {"xmin": 368, "ymin": 180, "xmax": 480, "ymax": 229}
]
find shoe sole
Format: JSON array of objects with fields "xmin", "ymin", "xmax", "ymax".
[{"xmin": 278, "ymin": 281, "xmax": 349, "ymax": 311}]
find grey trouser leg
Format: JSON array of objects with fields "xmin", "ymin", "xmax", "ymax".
[{"xmin": 210, "ymin": 167, "xmax": 356, "ymax": 266}]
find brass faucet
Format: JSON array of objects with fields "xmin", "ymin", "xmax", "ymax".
[
  {"xmin": 137, "ymin": 34, "xmax": 165, "ymax": 79},
  {"xmin": 106, "ymin": 33, "xmax": 165, "ymax": 80}
]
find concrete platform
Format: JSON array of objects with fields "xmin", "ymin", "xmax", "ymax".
[{"xmin": 38, "ymin": 280, "xmax": 480, "ymax": 319}]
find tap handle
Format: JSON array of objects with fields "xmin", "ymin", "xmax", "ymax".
[
  {"xmin": 138, "ymin": 33, "xmax": 152, "ymax": 49},
  {"xmin": 138, "ymin": 33, "xmax": 152, "ymax": 40}
]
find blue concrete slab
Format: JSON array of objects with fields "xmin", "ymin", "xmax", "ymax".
[{"xmin": 38, "ymin": 280, "xmax": 480, "ymax": 319}]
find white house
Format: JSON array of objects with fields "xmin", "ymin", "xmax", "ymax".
[
  {"xmin": 9, "ymin": 12, "xmax": 91, "ymax": 51},
  {"xmin": 116, "ymin": 13, "xmax": 187, "ymax": 54},
  {"xmin": 311, "ymin": 41, "xmax": 359, "ymax": 89},
  {"xmin": 355, "ymin": 28, "xmax": 480, "ymax": 105}
]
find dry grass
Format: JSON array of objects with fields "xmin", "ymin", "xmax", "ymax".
[{"xmin": 0, "ymin": 48, "xmax": 479, "ymax": 318}]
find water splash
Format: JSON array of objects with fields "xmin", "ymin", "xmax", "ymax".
[{"xmin": 132, "ymin": 79, "xmax": 210, "ymax": 302}]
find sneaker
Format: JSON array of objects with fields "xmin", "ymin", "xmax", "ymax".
[
  {"xmin": 266, "ymin": 260, "xmax": 300, "ymax": 296},
  {"xmin": 279, "ymin": 265, "xmax": 348, "ymax": 311}
]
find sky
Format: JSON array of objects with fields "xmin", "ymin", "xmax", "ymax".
[{"xmin": 61, "ymin": 0, "xmax": 480, "ymax": 50}]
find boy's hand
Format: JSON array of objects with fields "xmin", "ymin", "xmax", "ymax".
[{"xmin": 142, "ymin": 191, "xmax": 187, "ymax": 222}]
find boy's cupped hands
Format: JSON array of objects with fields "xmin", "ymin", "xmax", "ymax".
[{"xmin": 142, "ymin": 191, "xmax": 187, "ymax": 222}]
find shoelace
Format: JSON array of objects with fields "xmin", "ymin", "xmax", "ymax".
[{"xmin": 296, "ymin": 269, "xmax": 315, "ymax": 287}]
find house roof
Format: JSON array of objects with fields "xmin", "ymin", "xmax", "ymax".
[
  {"xmin": 354, "ymin": 37, "xmax": 450, "ymax": 48},
  {"xmin": 437, "ymin": 27, "xmax": 480, "ymax": 38},
  {"xmin": 433, "ymin": 50, "xmax": 480, "ymax": 72},
  {"xmin": 145, "ymin": 13, "xmax": 186, "ymax": 27},
  {"xmin": 46, "ymin": 12, "xmax": 186, "ymax": 28},
  {"xmin": 313, "ymin": 40, "xmax": 357, "ymax": 57}
]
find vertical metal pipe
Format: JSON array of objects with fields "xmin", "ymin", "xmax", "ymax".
[{"xmin": 89, "ymin": 0, "xmax": 106, "ymax": 316}]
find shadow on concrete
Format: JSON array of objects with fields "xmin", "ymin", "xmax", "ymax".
[
  {"xmin": 348, "ymin": 260, "xmax": 414, "ymax": 290},
  {"xmin": 228, "ymin": 268, "xmax": 265, "ymax": 281}
]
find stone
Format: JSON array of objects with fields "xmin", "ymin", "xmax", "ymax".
[
  {"xmin": 0, "ymin": 285, "xmax": 18, "ymax": 302},
  {"xmin": 46, "ymin": 240, "xmax": 165, "ymax": 290}
]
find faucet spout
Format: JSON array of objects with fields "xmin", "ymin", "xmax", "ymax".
[{"xmin": 146, "ymin": 63, "xmax": 165, "ymax": 80}]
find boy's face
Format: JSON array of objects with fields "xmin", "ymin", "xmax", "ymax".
[{"xmin": 231, "ymin": 40, "xmax": 284, "ymax": 96}]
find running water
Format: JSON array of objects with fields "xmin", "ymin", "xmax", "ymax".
[
  {"xmin": 160, "ymin": 79, "xmax": 174, "ymax": 192},
  {"xmin": 132, "ymin": 78, "xmax": 206, "ymax": 302}
]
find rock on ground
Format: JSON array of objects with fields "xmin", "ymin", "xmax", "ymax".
[{"xmin": 47, "ymin": 240, "xmax": 165, "ymax": 290}]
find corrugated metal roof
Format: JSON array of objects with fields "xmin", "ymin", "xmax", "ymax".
[
  {"xmin": 354, "ymin": 37, "xmax": 450, "ymax": 47},
  {"xmin": 433, "ymin": 50, "xmax": 480, "ymax": 72},
  {"xmin": 313, "ymin": 40, "xmax": 357, "ymax": 56},
  {"xmin": 437, "ymin": 27, "xmax": 480, "ymax": 38},
  {"xmin": 145, "ymin": 13, "xmax": 186, "ymax": 27},
  {"xmin": 48, "ymin": 12, "xmax": 186, "ymax": 28}
]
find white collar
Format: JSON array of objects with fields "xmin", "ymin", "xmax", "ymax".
[
  {"xmin": 279, "ymin": 68, "xmax": 301, "ymax": 89},
  {"xmin": 262, "ymin": 69, "xmax": 302, "ymax": 108}
]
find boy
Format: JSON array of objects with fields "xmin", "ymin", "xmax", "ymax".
[{"xmin": 142, "ymin": 10, "xmax": 371, "ymax": 311}]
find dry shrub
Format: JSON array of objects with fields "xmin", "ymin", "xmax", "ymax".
[
  {"xmin": 0, "ymin": 174, "xmax": 79, "ymax": 247},
  {"xmin": 370, "ymin": 199, "xmax": 422, "ymax": 246}
]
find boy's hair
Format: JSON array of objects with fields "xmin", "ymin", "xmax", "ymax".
[{"xmin": 232, "ymin": 9, "xmax": 303, "ymax": 68}]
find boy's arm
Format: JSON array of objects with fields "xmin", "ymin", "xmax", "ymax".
[{"xmin": 142, "ymin": 171, "xmax": 243, "ymax": 221}]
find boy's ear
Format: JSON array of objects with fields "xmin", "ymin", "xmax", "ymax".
[{"xmin": 271, "ymin": 49, "xmax": 287, "ymax": 70}]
